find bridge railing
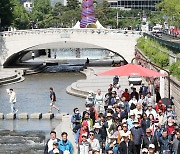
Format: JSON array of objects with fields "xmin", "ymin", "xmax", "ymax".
[{"xmin": 0, "ymin": 28, "xmax": 141, "ymax": 37}]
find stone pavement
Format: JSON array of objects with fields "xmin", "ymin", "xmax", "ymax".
[{"xmin": 67, "ymin": 66, "xmax": 130, "ymax": 98}]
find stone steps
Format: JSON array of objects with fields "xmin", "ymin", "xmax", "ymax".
[{"xmin": 0, "ymin": 112, "xmax": 69, "ymax": 120}]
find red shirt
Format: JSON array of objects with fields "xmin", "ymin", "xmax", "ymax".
[
  {"xmin": 155, "ymin": 104, "xmax": 166, "ymax": 113},
  {"xmin": 122, "ymin": 92, "xmax": 130, "ymax": 101}
]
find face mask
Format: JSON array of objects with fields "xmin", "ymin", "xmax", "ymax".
[
  {"xmin": 167, "ymin": 108, "xmax": 171, "ymax": 111},
  {"xmin": 168, "ymin": 123, "xmax": 173, "ymax": 126},
  {"xmin": 134, "ymin": 124, "xmax": 139, "ymax": 128}
]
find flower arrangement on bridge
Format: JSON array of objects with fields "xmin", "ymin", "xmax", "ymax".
[{"xmin": 80, "ymin": 0, "xmax": 96, "ymax": 28}]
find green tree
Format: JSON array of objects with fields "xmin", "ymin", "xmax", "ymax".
[
  {"xmin": 67, "ymin": 0, "xmax": 80, "ymax": 10},
  {"xmin": 0, "ymin": 0, "xmax": 14, "ymax": 30},
  {"xmin": 158, "ymin": 0, "xmax": 180, "ymax": 27},
  {"xmin": 31, "ymin": 0, "xmax": 53, "ymax": 28},
  {"xmin": 11, "ymin": 0, "xmax": 30, "ymax": 29}
]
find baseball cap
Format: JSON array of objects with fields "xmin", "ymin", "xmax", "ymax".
[
  {"xmin": 53, "ymin": 141, "xmax": 58, "ymax": 145},
  {"xmin": 82, "ymin": 133, "xmax": 88, "ymax": 137},
  {"xmin": 142, "ymin": 148, "xmax": 148, "ymax": 152},
  {"xmin": 149, "ymin": 144, "xmax": 155, "ymax": 149}
]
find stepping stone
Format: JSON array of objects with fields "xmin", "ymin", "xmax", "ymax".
[
  {"xmin": 6, "ymin": 113, "xmax": 16, "ymax": 120},
  {"xmin": 30, "ymin": 113, "xmax": 42, "ymax": 119},
  {"xmin": 0, "ymin": 113, "xmax": 4, "ymax": 119},
  {"xmin": 42, "ymin": 113, "xmax": 54, "ymax": 119},
  {"xmin": 55, "ymin": 112, "xmax": 68, "ymax": 120},
  {"xmin": 18, "ymin": 113, "xmax": 29, "ymax": 119}
]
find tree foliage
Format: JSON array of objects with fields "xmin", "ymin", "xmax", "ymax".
[
  {"xmin": 158, "ymin": 0, "xmax": 180, "ymax": 27},
  {"xmin": 67, "ymin": 0, "xmax": 80, "ymax": 10},
  {"xmin": 0, "ymin": 0, "xmax": 14, "ymax": 30},
  {"xmin": 11, "ymin": 0, "xmax": 30, "ymax": 29}
]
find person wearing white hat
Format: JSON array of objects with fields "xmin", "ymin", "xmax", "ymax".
[
  {"xmin": 126, "ymin": 111, "xmax": 135, "ymax": 130},
  {"xmin": 148, "ymin": 144, "xmax": 156, "ymax": 154},
  {"xmin": 119, "ymin": 132, "xmax": 136, "ymax": 154},
  {"xmin": 142, "ymin": 148, "xmax": 148, "ymax": 154},
  {"xmin": 130, "ymin": 120, "xmax": 144, "ymax": 154},
  {"xmin": 105, "ymin": 134, "xmax": 119, "ymax": 154},
  {"xmin": 78, "ymin": 133, "xmax": 91, "ymax": 154}
]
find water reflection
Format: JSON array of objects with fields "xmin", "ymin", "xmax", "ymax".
[{"xmin": 0, "ymin": 72, "xmax": 85, "ymax": 131}]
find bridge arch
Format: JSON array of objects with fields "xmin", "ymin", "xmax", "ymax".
[{"xmin": 0, "ymin": 29, "xmax": 140, "ymax": 66}]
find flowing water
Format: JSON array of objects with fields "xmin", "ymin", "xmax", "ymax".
[{"xmin": 0, "ymin": 69, "xmax": 85, "ymax": 153}]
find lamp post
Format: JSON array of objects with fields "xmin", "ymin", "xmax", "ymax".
[{"xmin": 131, "ymin": 57, "xmax": 171, "ymax": 99}]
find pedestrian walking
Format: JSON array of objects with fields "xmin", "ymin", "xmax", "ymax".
[
  {"xmin": 8, "ymin": 88, "xmax": 18, "ymax": 114},
  {"xmin": 49, "ymin": 87, "xmax": 60, "ymax": 113},
  {"xmin": 32, "ymin": 51, "xmax": 35, "ymax": 60}
]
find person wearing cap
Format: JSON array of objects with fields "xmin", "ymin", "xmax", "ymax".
[
  {"xmin": 166, "ymin": 118, "xmax": 175, "ymax": 135},
  {"xmin": 78, "ymin": 133, "xmax": 92, "ymax": 154},
  {"xmin": 165, "ymin": 105, "xmax": 177, "ymax": 121},
  {"xmin": 105, "ymin": 135, "xmax": 119, "ymax": 154},
  {"xmin": 122, "ymin": 88, "xmax": 130, "ymax": 102},
  {"xmin": 155, "ymin": 100, "xmax": 165, "ymax": 113},
  {"xmin": 85, "ymin": 93, "xmax": 94, "ymax": 106},
  {"xmin": 71, "ymin": 108, "xmax": 82, "ymax": 129},
  {"xmin": 106, "ymin": 112, "xmax": 114, "ymax": 141},
  {"xmin": 48, "ymin": 141, "xmax": 63, "ymax": 154},
  {"xmin": 130, "ymin": 119, "xmax": 144, "ymax": 154},
  {"xmin": 117, "ymin": 123, "xmax": 132, "ymax": 144},
  {"xmin": 126, "ymin": 111, "xmax": 135, "ymax": 130},
  {"xmin": 142, "ymin": 128, "xmax": 158, "ymax": 152},
  {"xmin": 93, "ymin": 123, "xmax": 105, "ymax": 152},
  {"xmin": 58, "ymin": 132, "xmax": 73, "ymax": 154},
  {"xmin": 148, "ymin": 144, "xmax": 156, "ymax": 154},
  {"xmin": 146, "ymin": 103, "xmax": 157, "ymax": 118},
  {"xmin": 142, "ymin": 148, "xmax": 148, "ymax": 154},
  {"xmin": 76, "ymin": 120, "xmax": 89, "ymax": 144},
  {"xmin": 119, "ymin": 132, "xmax": 136, "ymax": 154},
  {"xmin": 44, "ymin": 131, "xmax": 60, "ymax": 154},
  {"xmin": 87, "ymin": 131, "xmax": 100, "ymax": 153},
  {"xmin": 113, "ymin": 76, "xmax": 119, "ymax": 87},
  {"xmin": 94, "ymin": 89, "xmax": 104, "ymax": 114}
]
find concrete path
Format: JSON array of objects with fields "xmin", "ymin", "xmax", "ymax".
[{"xmin": 67, "ymin": 67, "xmax": 129, "ymax": 98}]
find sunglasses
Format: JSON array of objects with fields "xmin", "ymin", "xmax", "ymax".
[
  {"xmin": 146, "ymin": 132, "xmax": 151, "ymax": 133},
  {"xmin": 89, "ymin": 134, "xmax": 94, "ymax": 136},
  {"xmin": 123, "ymin": 126, "xmax": 127, "ymax": 127}
]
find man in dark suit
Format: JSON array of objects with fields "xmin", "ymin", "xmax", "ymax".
[
  {"xmin": 119, "ymin": 132, "xmax": 136, "ymax": 154},
  {"xmin": 140, "ymin": 83, "xmax": 148, "ymax": 97},
  {"xmin": 142, "ymin": 128, "xmax": 158, "ymax": 152}
]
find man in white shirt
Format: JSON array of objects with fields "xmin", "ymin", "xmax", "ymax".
[
  {"xmin": 87, "ymin": 131, "xmax": 100, "ymax": 153},
  {"xmin": 44, "ymin": 131, "xmax": 60, "ymax": 154},
  {"xmin": 8, "ymin": 88, "xmax": 18, "ymax": 113}
]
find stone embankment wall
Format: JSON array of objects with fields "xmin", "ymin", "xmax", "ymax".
[{"xmin": 135, "ymin": 47, "xmax": 180, "ymax": 122}]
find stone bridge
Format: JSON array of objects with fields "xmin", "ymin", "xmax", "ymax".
[{"xmin": 0, "ymin": 28, "xmax": 140, "ymax": 67}]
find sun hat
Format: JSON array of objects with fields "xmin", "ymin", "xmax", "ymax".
[
  {"xmin": 106, "ymin": 113, "xmax": 112, "ymax": 117},
  {"xmin": 93, "ymin": 123, "xmax": 101, "ymax": 129}
]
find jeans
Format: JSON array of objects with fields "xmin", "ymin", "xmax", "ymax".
[{"xmin": 10, "ymin": 103, "xmax": 16, "ymax": 113}]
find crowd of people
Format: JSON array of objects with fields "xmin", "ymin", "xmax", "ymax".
[{"xmin": 44, "ymin": 76, "xmax": 180, "ymax": 154}]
